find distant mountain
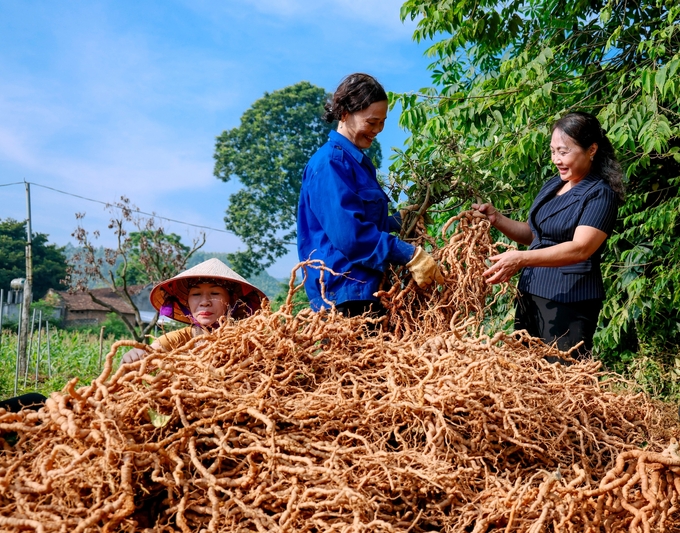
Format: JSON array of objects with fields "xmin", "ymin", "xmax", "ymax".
[
  {"xmin": 186, "ymin": 252, "xmax": 285, "ymax": 299},
  {"xmin": 63, "ymin": 243, "xmax": 121, "ymax": 289}
]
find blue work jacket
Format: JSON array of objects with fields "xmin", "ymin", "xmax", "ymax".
[
  {"xmin": 297, "ymin": 130, "xmax": 415, "ymax": 311},
  {"xmin": 518, "ymin": 174, "xmax": 618, "ymax": 303}
]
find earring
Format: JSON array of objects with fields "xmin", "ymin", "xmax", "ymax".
[{"xmin": 590, "ymin": 156, "xmax": 594, "ymax": 161}]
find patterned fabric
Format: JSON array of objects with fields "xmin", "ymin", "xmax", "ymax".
[
  {"xmin": 518, "ymin": 174, "xmax": 618, "ymax": 303},
  {"xmin": 297, "ymin": 130, "xmax": 415, "ymax": 311}
]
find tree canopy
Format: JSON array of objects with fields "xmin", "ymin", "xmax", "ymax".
[
  {"xmin": 392, "ymin": 0, "xmax": 680, "ymax": 378},
  {"xmin": 214, "ymin": 81, "xmax": 382, "ymax": 276},
  {"xmin": 0, "ymin": 218, "xmax": 68, "ymax": 300}
]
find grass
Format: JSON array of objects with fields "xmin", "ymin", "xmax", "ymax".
[{"xmin": 0, "ymin": 326, "xmax": 125, "ymax": 399}]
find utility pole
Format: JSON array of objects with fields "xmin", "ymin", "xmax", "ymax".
[{"xmin": 18, "ymin": 181, "xmax": 33, "ymax": 377}]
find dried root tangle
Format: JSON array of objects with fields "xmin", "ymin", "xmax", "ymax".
[{"xmin": 1, "ymin": 211, "xmax": 679, "ymax": 532}]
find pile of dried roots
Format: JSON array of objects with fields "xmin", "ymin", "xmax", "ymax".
[{"xmin": 1, "ymin": 211, "xmax": 679, "ymax": 532}]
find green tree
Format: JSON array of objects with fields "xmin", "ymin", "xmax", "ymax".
[
  {"xmin": 392, "ymin": 1, "xmax": 680, "ymax": 377},
  {"xmin": 214, "ymin": 81, "xmax": 382, "ymax": 276},
  {"xmin": 67, "ymin": 197, "xmax": 205, "ymax": 342},
  {"xmin": 0, "ymin": 218, "xmax": 68, "ymax": 300}
]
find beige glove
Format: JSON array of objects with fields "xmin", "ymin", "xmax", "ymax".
[{"xmin": 406, "ymin": 246, "xmax": 445, "ymax": 288}]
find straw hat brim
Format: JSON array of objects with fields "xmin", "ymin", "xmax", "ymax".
[{"xmin": 149, "ymin": 258, "xmax": 266, "ymax": 324}]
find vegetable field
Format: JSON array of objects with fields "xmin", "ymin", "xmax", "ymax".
[{"xmin": 0, "ymin": 328, "xmax": 120, "ymax": 400}]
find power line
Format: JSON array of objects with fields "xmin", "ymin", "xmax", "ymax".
[{"xmin": 0, "ymin": 180, "xmax": 232, "ymax": 235}]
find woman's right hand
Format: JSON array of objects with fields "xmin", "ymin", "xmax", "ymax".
[
  {"xmin": 122, "ymin": 347, "xmax": 148, "ymax": 365},
  {"xmin": 471, "ymin": 202, "xmax": 499, "ymax": 226}
]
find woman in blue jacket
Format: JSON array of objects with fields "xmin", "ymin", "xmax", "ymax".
[
  {"xmin": 473, "ymin": 112, "xmax": 625, "ymax": 358},
  {"xmin": 297, "ymin": 73, "xmax": 443, "ymax": 316}
]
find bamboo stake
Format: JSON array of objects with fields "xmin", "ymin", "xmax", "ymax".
[
  {"xmin": 46, "ymin": 320, "xmax": 52, "ymax": 379},
  {"xmin": 98, "ymin": 326, "xmax": 106, "ymax": 370},
  {"xmin": 34, "ymin": 310, "xmax": 42, "ymax": 388},
  {"xmin": 13, "ymin": 302, "xmax": 22, "ymax": 396},
  {"xmin": 23, "ymin": 308, "xmax": 36, "ymax": 387},
  {"xmin": 0, "ymin": 288, "xmax": 4, "ymax": 349}
]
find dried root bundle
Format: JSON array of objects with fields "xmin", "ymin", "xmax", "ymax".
[
  {"xmin": 377, "ymin": 210, "xmax": 511, "ymax": 339},
  {"xmin": 0, "ymin": 212, "xmax": 678, "ymax": 532}
]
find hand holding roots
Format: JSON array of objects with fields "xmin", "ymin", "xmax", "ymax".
[
  {"xmin": 377, "ymin": 209, "xmax": 510, "ymax": 338},
  {"xmin": 1, "ymin": 211, "xmax": 679, "ymax": 532}
]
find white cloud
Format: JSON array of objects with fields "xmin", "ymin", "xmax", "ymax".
[{"xmin": 222, "ymin": 0, "xmax": 417, "ymax": 37}]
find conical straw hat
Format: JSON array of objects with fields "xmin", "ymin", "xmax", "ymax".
[{"xmin": 149, "ymin": 258, "xmax": 266, "ymax": 324}]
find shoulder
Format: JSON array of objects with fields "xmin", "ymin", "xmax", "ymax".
[
  {"xmin": 583, "ymin": 176, "xmax": 616, "ymax": 203},
  {"xmin": 308, "ymin": 137, "xmax": 347, "ymax": 167},
  {"xmin": 303, "ymin": 142, "xmax": 355, "ymax": 190},
  {"xmin": 536, "ymin": 175, "xmax": 563, "ymax": 196},
  {"xmin": 304, "ymin": 142, "xmax": 348, "ymax": 183},
  {"xmin": 544, "ymin": 175, "xmax": 563, "ymax": 188},
  {"xmin": 156, "ymin": 326, "xmax": 193, "ymax": 351}
]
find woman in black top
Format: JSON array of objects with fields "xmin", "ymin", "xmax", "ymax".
[{"xmin": 473, "ymin": 112, "xmax": 624, "ymax": 358}]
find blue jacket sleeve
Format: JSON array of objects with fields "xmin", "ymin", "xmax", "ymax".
[
  {"xmin": 306, "ymin": 156, "xmax": 415, "ymax": 271},
  {"xmin": 388, "ymin": 212, "xmax": 403, "ymax": 234}
]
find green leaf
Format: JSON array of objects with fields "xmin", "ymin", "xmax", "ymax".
[
  {"xmin": 542, "ymin": 82, "xmax": 553, "ymax": 97},
  {"xmin": 148, "ymin": 408, "xmax": 172, "ymax": 428},
  {"xmin": 641, "ymin": 70, "xmax": 655, "ymax": 95},
  {"xmin": 655, "ymin": 66, "xmax": 668, "ymax": 98}
]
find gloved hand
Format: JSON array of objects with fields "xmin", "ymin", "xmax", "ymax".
[
  {"xmin": 406, "ymin": 246, "xmax": 445, "ymax": 288},
  {"xmin": 122, "ymin": 347, "xmax": 148, "ymax": 365}
]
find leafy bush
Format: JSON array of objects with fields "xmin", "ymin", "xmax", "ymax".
[
  {"xmin": 270, "ymin": 282, "xmax": 310, "ymax": 315},
  {"xmin": 392, "ymin": 0, "xmax": 680, "ymax": 400}
]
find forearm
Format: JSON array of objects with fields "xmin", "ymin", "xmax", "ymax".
[
  {"xmin": 483, "ymin": 225, "xmax": 608, "ymax": 284},
  {"xmin": 518, "ymin": 241, "xmax": 597, "ymax": 268},
  {"xmin": 492, "ymin": 213, "xmax": 534, "ymax": 246}
]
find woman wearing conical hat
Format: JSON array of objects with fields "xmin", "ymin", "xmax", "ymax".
[{"xmin": 121, "ymin": 258, "xmax": 266, "ymax": 365}]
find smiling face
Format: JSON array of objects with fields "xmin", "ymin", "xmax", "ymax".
[
  {"xmin": 187, "ymin": 282, "xmax": 231, "ymax": 327},
  {"xmin": 338, "ymin": 100, "xmax": 388, "ymax": 149},
  {"xmin": 550, "ymin": 128, "xmax": 598, "ymax": 184}
]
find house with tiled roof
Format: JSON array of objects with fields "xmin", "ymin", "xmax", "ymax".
[{"xmin": 47, "ymin": 284, "xmax": 157, "ymax": 327}]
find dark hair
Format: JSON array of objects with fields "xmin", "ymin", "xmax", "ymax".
[
  {"xmin": 323, "ymin": 73, "xmax": 388, "ymax": 123},
  {"xmin": 552, "ymin": 111, "xmax": 625, "ymax": 203}
]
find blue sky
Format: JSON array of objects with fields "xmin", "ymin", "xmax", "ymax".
[{"xmin": 0, "ymin": 1, "xmax": 434, "ymax": 279}]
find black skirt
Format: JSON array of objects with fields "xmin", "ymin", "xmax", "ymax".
[{"xmin": 514, "ymin": 292, "xmax": 602, "ymax": 359}]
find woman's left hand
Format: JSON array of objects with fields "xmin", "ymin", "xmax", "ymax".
[
  {"xmin": 122, "ymin": 347, "xmax": 148, "ymax": 365},
  {"xmin": 483, "ymin": 251, "xmax": 525, "ymax": 284}
]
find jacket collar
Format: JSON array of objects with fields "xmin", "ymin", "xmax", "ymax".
[
  {"xmin": 329, "ymin": 130, "xmax": 367, "ymax": 165},
  {"xmin": 531, "ymin": 174, "xmax": 603, "ymax": 231},
  {"xmin": 541, "ymin": 173, "xmax": 602, "ymax": 199}
]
